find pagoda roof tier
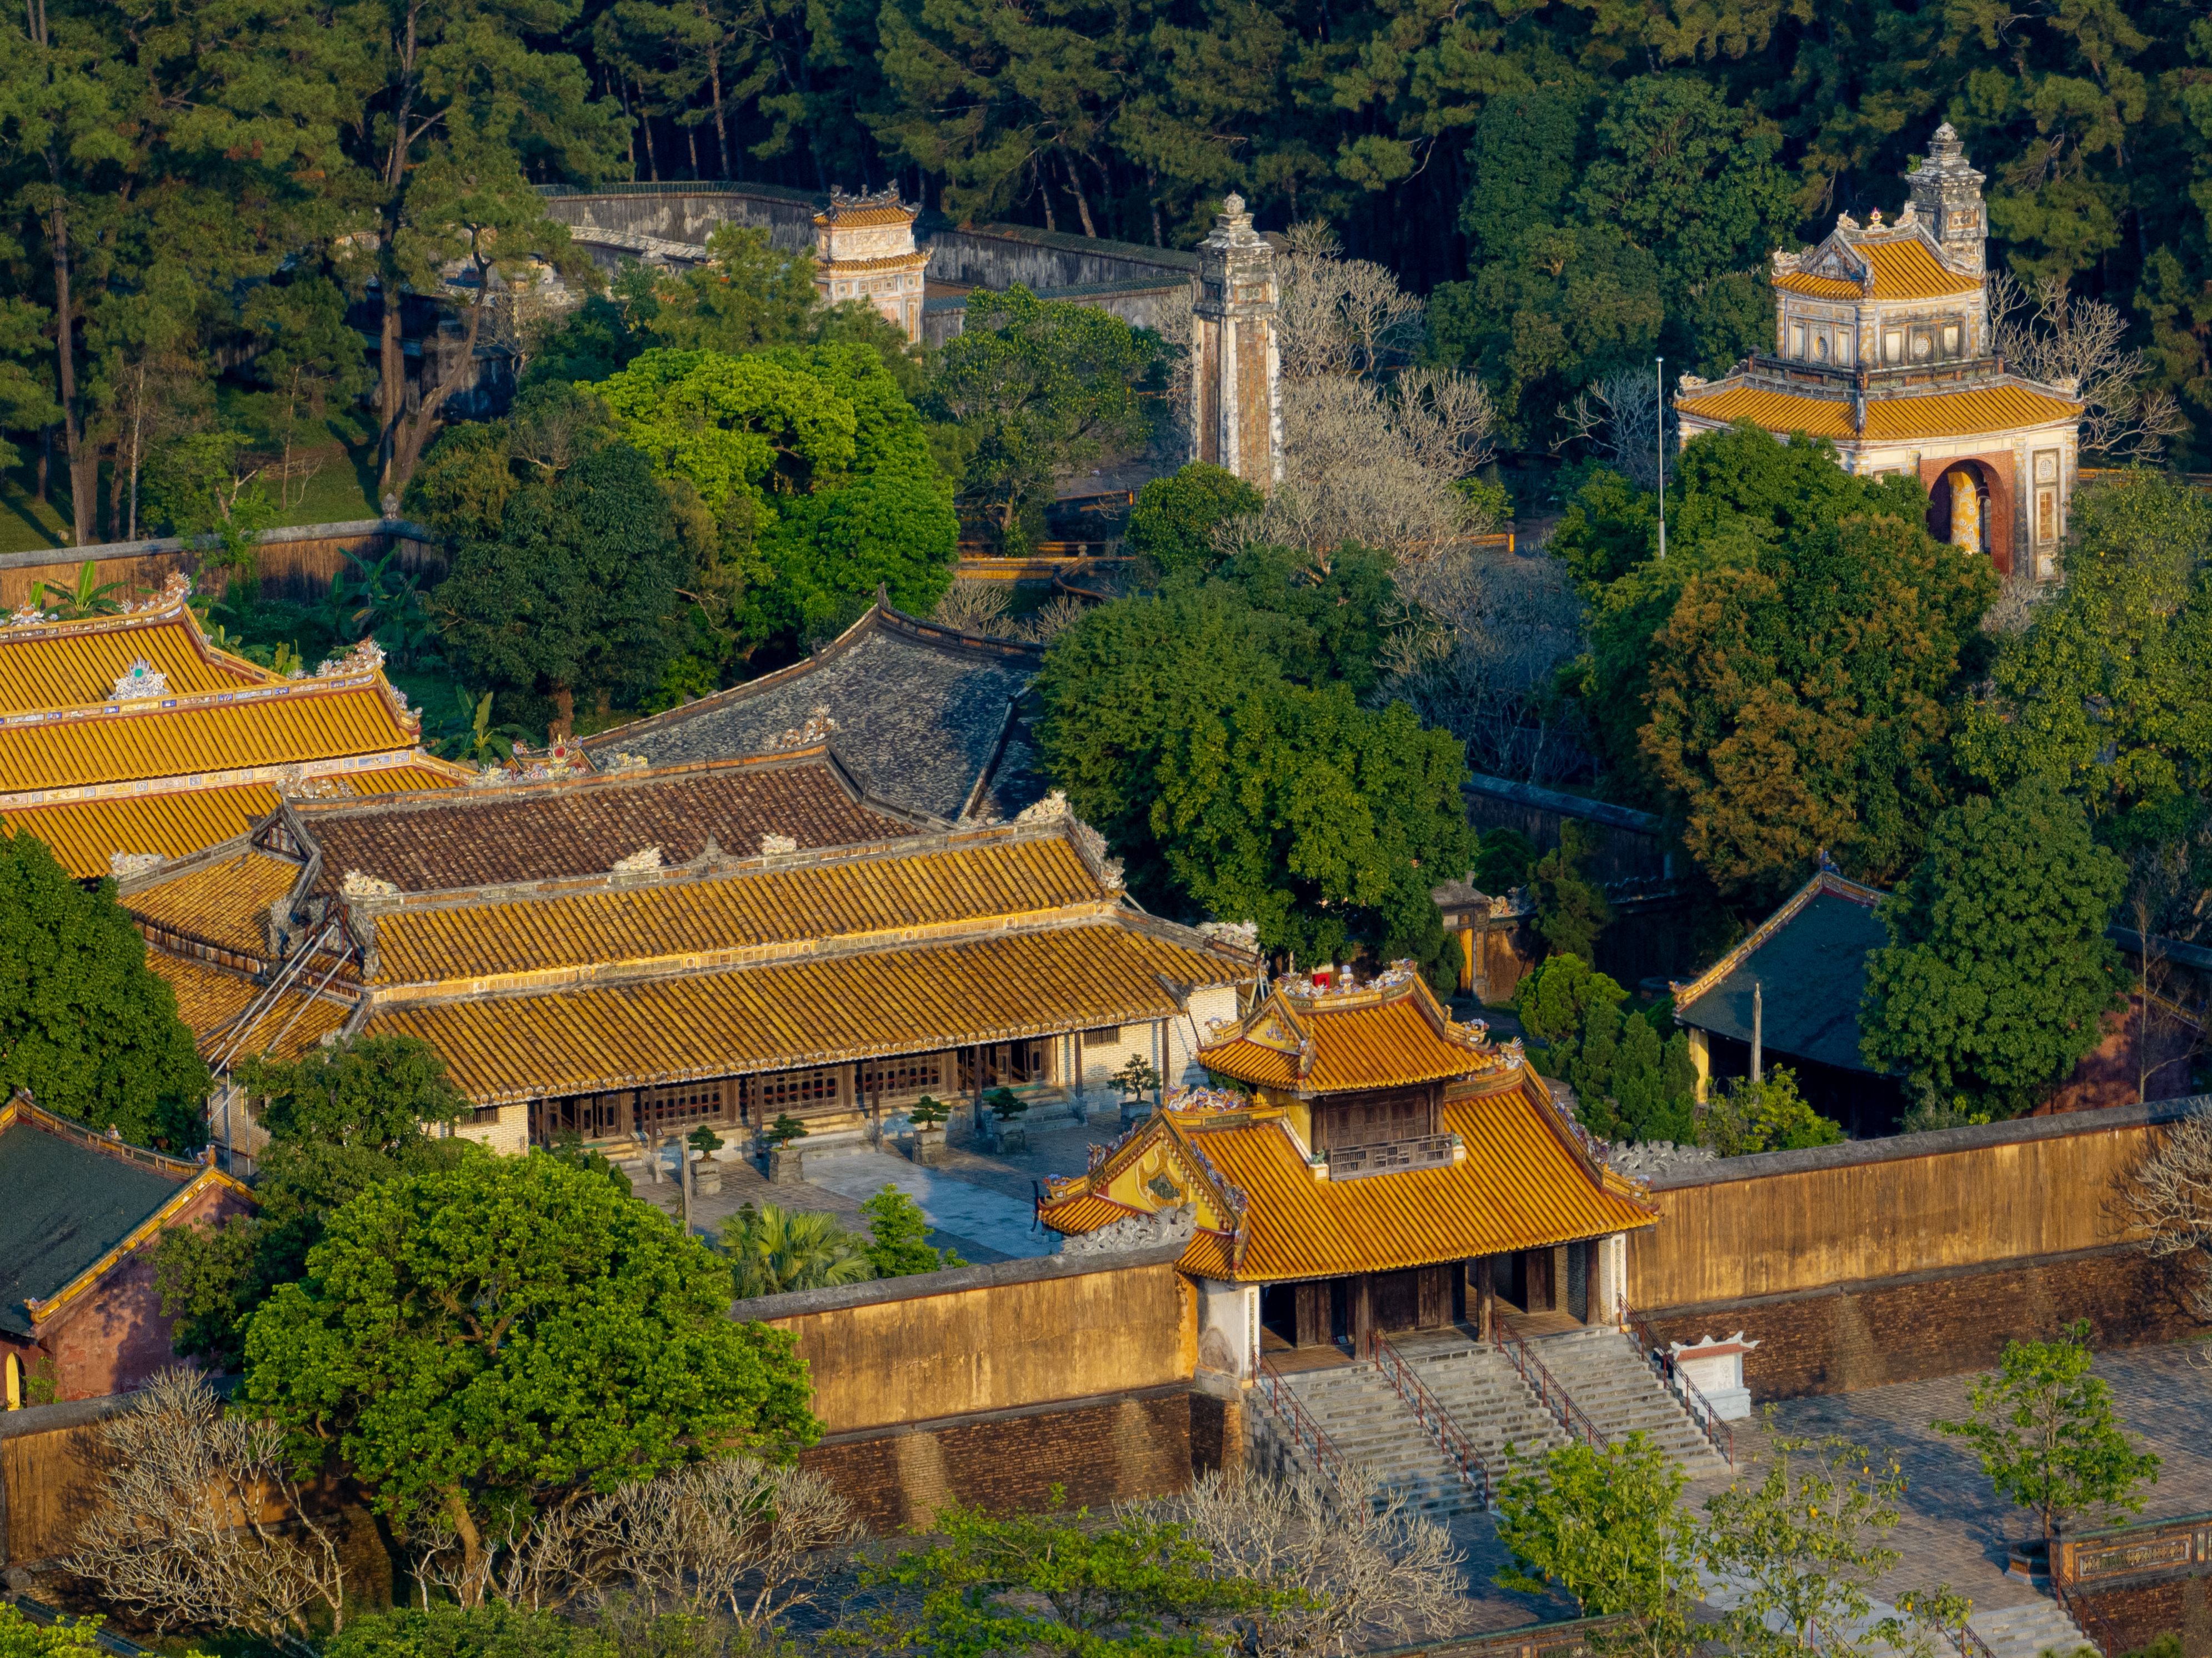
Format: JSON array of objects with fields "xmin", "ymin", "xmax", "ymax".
[
  {"xmin": 359, "ymin": 913, "xmax": 1249, "ymax": 1106},
  {"xmin": 1039, "ymin": 1073, "xmax": 1656, "ymax": 1282},
  {"xmin": 0, "ymin": 579, "xmax": 279, "ymax": 713},
  {"xmin": 1772, "ymin": 233, "xmax": 1983, "ymax": 303},
  {"xmin": 578, "ymin": 599, "xmax": 1045, "ymax": 824},
  {"xmin": 1675, "ymin": 375, "xmax": 2080, "ymax": 445},
  {"xmin": 1198, "ymin": 966, "xmax": 1509, "ymax": 1096},
  {"xmin": 278, "ymin": 748, "xmax": 928, "ymax": 899}
]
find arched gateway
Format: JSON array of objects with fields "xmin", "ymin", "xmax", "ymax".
[{"xmin": 1674, "ymin": 125, "xmax": 2081, "ymax": 580}]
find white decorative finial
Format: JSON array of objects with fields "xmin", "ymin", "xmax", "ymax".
[
  {"xmin": 1222, "ymin": 192, "xmax": 1245, "ymax": 217},
  {"xmin": 112, "ymin": 659, "xmax": 167, "ymax": 700}
]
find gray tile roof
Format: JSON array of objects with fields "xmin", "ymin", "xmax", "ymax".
[
  {"xmin": 1, "ymin": 1116, "xmax": 191, "ymax": 1335},
  {"xmin": 1673, "ymin": 875, "xmax": 1891, "ymax": 1073},
  {"xmin": 579, "ymin": 604, "xmax": 1048, "ymax": 825}
]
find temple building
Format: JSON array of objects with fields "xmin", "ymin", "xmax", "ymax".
[
  {"xmin": 0, "ymin": 577, "xmax": 464, "ymax": 877},
  {"xmin": 1039, "ymin": 966, "xmax": 1655, "ymax": 1375},
  {"xmin": 812, "ymin": 188, "xmax": 930, "ymax": 345},
  {"xmin": 128, "ymin": 762, "xmax": 1256, "ymax": 1159},
  {"xmin": 1674, "ymin": 124, "xmax": 2081, "ymax": 579},
  {"xmin": 578, "ymin": 598, "xmax": 1047, "ymax": 824}
]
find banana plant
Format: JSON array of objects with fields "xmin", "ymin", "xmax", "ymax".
[
  {"xmin": 38, "ymin": 561, "xmax": 130, "ymax": 619},
  {"xmin": 426, "ymin": 688, "xmax": 527, "ymax": 764}
]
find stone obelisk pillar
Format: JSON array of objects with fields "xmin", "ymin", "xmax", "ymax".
[{"xmin": 1190, "ymin": 193, "xmax": 1284, "ymax": 492}]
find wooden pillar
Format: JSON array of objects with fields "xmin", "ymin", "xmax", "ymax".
[
  {"xmin": 1351, "ymin": 1273, "xmax": 1376, "ymax": 1358},
  {"xmin": 1474, "ymin": 1256, "xmax": 1495, "ymax": 1340}
]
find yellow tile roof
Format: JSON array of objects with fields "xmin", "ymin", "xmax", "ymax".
[
  {"xmin": 363, "ymin": 832, "xmax": 1113, "ymax": 987},
  {"xmin": 1198, "ymin": 970, "xmax": 1507, "ymax": 1095},
  {"xmin": 1676, "ymin": 381, "xmax": 2081, "ymax": 443},
  {"xmin": 816, "ymin": 204, "xmax": 915, "ymax": 228},
  {"xmin": 1041, "ymin": 1074, "xmax": 1656, "ymax": 1280},
  {"xmin": 0, "ymin": 610, "xmax": 276, "ymax": 712},
  {"xmin": 365, "ymin": 919, "xmax": 1245, "ymax": 1104},
  {"xmin": 1773, "ymin": 236, "xmax": 1982, "ymax": 303},
  {"xmin": 0, "ymin": 683, "xmax": 420, "ymax": 794},
  {"xmin": 146, "ymin": 950, "xmax": 351, "ymax": 1064},
  {"xmin": 3, "ymin": 783, "xmax": 282, "ymax": 877},
  {"xmin": 125, "ymin": 848, "xmax": 299, "ymax": 955}
]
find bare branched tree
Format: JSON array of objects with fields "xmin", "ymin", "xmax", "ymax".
[
  {"xmin": 1135, "ymin": 1466, "xmax": 1473, "ymax": 1656},
  {"xmin": 1277, "ymin": 222, "xmax": 1426, "ymax": 383},
  {"xmin": 1014, "ymin": 594, "xmax": 1092, "ymax": 644},
  {"xmin": 932, "ymin": 577, "xmax": 1014, "ymax": 635},
  {"xmin": 1379, "ymin": 549, "xmax": 1591, "ymax": 785},
  {"xmin": 1988, "ymin": 273, "xmax": 2187, "ymax": 463},
  {"xmin": 1980, "ymin": 574, "xmax": 2048, "ymax": 636},
  {"xmin": 2124, "ymin": 1105, "xmax": 2212, "ymax": 1323},
  {"xmin": 64, "ymin": 1369, "xmax": 347, "ymax": 1656},
  {"xmin": 1555, "ymin": 371, "xmax": 1670, "ymax": 490}
]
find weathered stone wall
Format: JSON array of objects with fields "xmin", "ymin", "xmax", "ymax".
[
  {"xmin": 541, "ymin": 184, "xmax": 823, "ymax": 252},
  {"xmin": 1640, "ymin": 1242, "xmax": 2206, "ymax": 1401},
  {"xmin": 797, "ymin": 1384, "xmax": 1235, "ymax": 1530},
  {"xmin": 1628, "ymin": 1095, "xmax": 2202, "ymax": 1310},
  {"xmin": 0, "ymin": 1395, "xmax": 112, "ymax": 1570},
  {"xmin": 924, "ymin": 226, "xmax": 1199, "ymax": 293},
  {"xmin": 2073, "ymin": 1571, "xmax": 2212, "ymax": 1657},
  {"xmin": 0, "ymin": 519, "xmax": 443, "ymax": 609},
  {"xmin": 1462, "ymin": 775, "xmax": 1669, "ymax": 883},
  {"xmin": 753, "ymin": 1248, "xmax": 1197, "ymax": 1437}
]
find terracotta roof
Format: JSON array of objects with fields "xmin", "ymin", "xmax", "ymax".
[
  {"xmin": 359, "ymin": 826, "xmax": 1115, "ymax": 988},
  {"xmin": 363, "ymin": 918, "xmax": 1246, "ymax": 1105},
  {"xmin": 146, "ymin": 950, "xmax": 352, "ymax": 1064},
  {"xmin": 289, "ymin": 751, "xmax": 920, "ymax": 897},
  {"xmin": 350, "ymin": 763, "xmax": 472, "ymax": 794},
  {"xmin": 2, "ymin": 782, "xmax": 282, "ymax": 877},
  {"xmin": 1039, "ymin": 1074, "xmax": 1655, "ymax": 1281},
  {"xmin": 0, "ymin": 608, "xmax": 274, "ymax": 712},
  {"xmin": 580, "ymin": 603, "xmax": 1045, "ymax": 823},
  {"xmin": 1675, "ymin": 381, "xmax": 2081, "ymax": 443},
  {"xmin": 0, "ymin": 682, "xmax": 422, "ymax": 795},
  {"xmin": 1773, "ymin": 234, "xmax": 1981, "ymax": 303},
  {"xmin": 819, "ymin": 253, "xmax": 927, "ymax": 273},
  {"xmin": 1198, "ymin": 970, "xmax": 1505, "ymax": 1095},
  {"xmin": 125, "ymin": 846, "xmax": 297, "ymax": 955}
]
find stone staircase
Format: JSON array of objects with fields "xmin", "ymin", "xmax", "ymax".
[
  {"xmin": 1275, "ymin": 1363, "xmax": 1488, "ymax": 1518},
  {"xmin": 1395, "ymin": 1338, "xmax": 1575, "ymax": 1480},
  {"xmin": 1507, "ymin": 1326, "xmax": 1733, "ymax": 1475},
  {"xmin": 1968, "ymin": 1597, "xmax": 2098, "ymax": 1658}
]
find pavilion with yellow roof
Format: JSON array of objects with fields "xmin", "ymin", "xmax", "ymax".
[
  {"xmin": 1674, "ymin": 123, "xmax": 2081, "ymax": 580},
  {"xmin": 0, "ymin": 575, "xmax": 466, "ymax": 879},
  {"xmin": 1040, "ymin": 964, "xmax": 1655, "ymax": 1375}
]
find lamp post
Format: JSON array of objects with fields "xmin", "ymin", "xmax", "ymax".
[{"xmin": 1655, "ymin": 355, "xmax": 1666, "ymax": 561}]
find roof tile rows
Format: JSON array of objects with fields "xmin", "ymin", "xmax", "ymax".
[
  {"xmin": 0, "ymin": 610, "xmax": 273, "ymax": 712},
  {"xmin": 1675, "ymin": 382, "xmax": 2081, "ymax": 444}
]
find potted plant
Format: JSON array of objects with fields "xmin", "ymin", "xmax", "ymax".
[
  {"xmin": 907, "ymin": 1095, "xmax": 950, "ymax": 1165},
  {"xmin": 757, "ymin": 1113, "xmax": 809, "ymax": 1184},
  {"xmin": 984, "ymin": 1086, "xmax": 1030, "ymax": 1154},
  {"xmin": 1110, "ymin": 1056, "xmax": 1164, "ymax": 1125},
  {"xmin": 688, "ymin": 1124, "xmax": 725, "ymax": 1195}
]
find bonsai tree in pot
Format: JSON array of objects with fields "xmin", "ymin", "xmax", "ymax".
[
  {"xmin": 908, "ymin": 1095, "xmax": 950, "ymax": 1165},
  {"xmin": 688, "ymin": 1123, "xmax": 725, "ymax": 1194},
  {"xmin": 1110, "ymin": 1056, "xmax": 1164, "ymax": 1120},
  {"xmin": 758, "ymin": 1113, "xmax": 809, "ymax": 1184},
  {"xmin": 984, "ymin": 1086, "xmax": 1029, "ymax": 1153}
]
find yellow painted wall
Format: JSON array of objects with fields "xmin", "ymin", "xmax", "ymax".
[
  {"xmin": 1628, "ymin": 1118, "xmax": 2165, "ymax": 1310},
  {"xmin": 764, "ymin": 1259, "xmax": 1198, "ymax": 1435}
]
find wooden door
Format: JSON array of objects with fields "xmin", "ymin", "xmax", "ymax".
[
  {"xmin": 1294, "ymin": 1281, "xmax": 1330, "ymax": 1348},
  {"xmin": 1374, "ymin": 1269, "xmax": 1421, "ymax": 1332},
  {"xmin": 1417, "ymin": 1265, "xmax": 1451, "ymax": 1329}
]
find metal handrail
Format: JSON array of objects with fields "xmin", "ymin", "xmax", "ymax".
[
  {"xmin": 1619, "ymin": 1306, "xmax": 1735, "ymax": 1469},
  {"xmin": 1255, "ymin": 1358, "xmax": 1346, "ymax": 1484},
  {"xmin": 1492, "ymin": 1324, "xmax": 1608, "ymax": 1449},
  {"xmin": 1374, "ymin": 1336, "xmax": 1490, "ymax": 1507},
  {"xmin": 1955, "ymin": 1618, "xmax": 2001, "ymax": 1658},
  {"xmin": 2051, "ymin": 1557, "xmax": 2118, "ymax": 1657}
]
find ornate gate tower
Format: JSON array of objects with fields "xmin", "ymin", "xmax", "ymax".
[{"xmin": 1190, "ymin": 193, "xmax": 1284, "ymax": 491}]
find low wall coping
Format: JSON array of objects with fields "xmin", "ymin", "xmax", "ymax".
[
  {"xmin": 1647, "ymin": 1093, "xmax": 2209, "ymax": 1191},
  {"xmin": 1463, "ymin": 774, "xmax": 1662, "ymax": 835},
  {"xmin": 737, "ymin": 1242, "xmax": 1187, "ymax": 1323},
  {"xmin": 0, "ymin": 519, "xmax": 437, "ymax": 573},
  {"xmin": 0, "ymin": 1392, "xmax": 131, "ymax": 1441},
  {"xmin": 932, "ymin": 222, "xmax": 1203, "ymax": 272}
]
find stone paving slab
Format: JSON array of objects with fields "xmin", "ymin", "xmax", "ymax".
[{"xmin": 801, "ymin": 1146, "xmax": 1060, "ymax": 1259}]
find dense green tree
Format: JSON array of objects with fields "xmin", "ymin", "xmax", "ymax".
[
  {"xmin": 1955, "ymin": 473, "xmax": 2212, "ymax": 827},
  {"xmin": 242, "ymin": 277, "xmax": 372, "ymax": 510},
  {"xmin": 433, "ymin": 436, "xmax": 689, "ymax": 736},
  {"xmin": 1126, "ymin": 463, "xmax": 1261, "ymax": 578},
  {"xmin": 1198, "ymin": 542, "xmax": 1396, "ymax": 696},
  {"xmin": 0, "ymin": 831, "xmax": 207, "ymax": 1148},
  {"xmin": 243, "ymin": 1153, "xmax": 820, "ymax": 1598},
  {"xmin": 860, "ymin": 1185, "xmax": 966, "ymax": 1278},
  {"xmin": 156, "ymin": 1036, "xmax": 471, "ymax": 1369},
  {"xmin": 723, "ymin": 1200, "xmax": 874, "ymax": 1297},
  {"xmin": 1493, "ymin": 1432, "xmax": 1695, "ymax": 1625},
  {"xmin": 927, "ymin": 287, "xmax": 1163, "ymax": 550},
  {"xmin": 1640, "ymin": 513, "xmax": 1995, "ymax": 905},
  {"xmin": 1860, "ymin": 778, "xmax": 2128, "ymax": 1114},
  {"xmin": 1528, "ymin": 822, "xmax": 1613, "ymax": 962},
  {"xmin": 1470, "ymin": 827, "xmax": 1538, "ymax": 895},
  {"xmin": 1698, "ymin": 1068, "xmax": 1844, "ymax": 1156},
  {"xmin": 1513, "ymin": 953, "xmax": 1625, "ymax": 1045}
]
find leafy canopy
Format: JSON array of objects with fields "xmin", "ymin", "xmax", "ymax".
[
  {"xmin": 242, "ymin": 1153, "xmax": 820, "ymax": 1563},
  {"xmin": 1127, "ymin": 464, "xmax": 1263, "ymax": 579},
  {"xmin": 1698, "ymin": 1068, "xmax": 1844, "ymax": 1157},
  {"xmin": 0, "ymin": 831, "xmax": 208, "ymax": 1148},
  {"xmin": 1860, "ymin": 777, "xmax": 2126, "ymax": 1114},
  {"xmin": 1493, "ymin": 1432, "xmax": 1694, "ymax": 1621}
]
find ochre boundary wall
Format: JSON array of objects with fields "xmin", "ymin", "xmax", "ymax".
[
  {"xmin": 0, "ymin": 519, "xmax": 442, "ymax": 609},
  {"xmin": 750, "ymin": 1246, "xmax": 1197, "ymax": 1436},
  {"xmin": 0, "ymin": 1393, "xmax": 119, "ymax": 1569},
  {"xmin": 1632, "ymin": 1097, "xmax": 2211, "ymax": 1399}
]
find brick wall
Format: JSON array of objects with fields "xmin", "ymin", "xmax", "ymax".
[
  {"xmin": 798, "ymin": 1386, "xmax": 1230, "ymax": 1531},
  {"xmin": 2074, "ymin": 1574, "xmax": 2212, "ymax": 1658},
  {"xmin": 1643, "ymin": 1244, "xmax": 2208, "ymax": 1401}
]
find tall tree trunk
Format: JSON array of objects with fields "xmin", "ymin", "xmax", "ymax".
[
  {"xmin": 686, "ymin": 121, "xmax": 699, "ymax": 178},
  {"xmin": 1062, "ymin": 152, "xmax": 1098, "ymax": 238},
  {"xmin": 708, "ymin": 47, "xmax": 728, "ymax": 178},
  {"xmin": 383, "ymin": 276, "xmax": 494, "ymax": 500},
  {"xmin": 35, "ymin": 425, "xmax": 49, "ymax": 508},
  {"xmin": 46, "ymin": 199, "xmax": 93, "ymax": 547},
  {"xmin": 377, "ymin": 271, "xmax": 408, "ymax": 499},
  {"xmin": 549, "ymin": 681, "xmax": 575, "ymax": 739},
  {"xmin": 1148, "ymin": 167, "xmax": 1162, "ymax": 246},
  {"xmin": 640, "ymin": 86, "xmax": 659, "ymax": 180},
  {"xmin": 1034, "ymin": 157, "xmax": 1055, "ymax": 233}
]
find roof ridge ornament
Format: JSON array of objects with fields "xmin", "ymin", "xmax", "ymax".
[{"xmin": 112, "ymin": 659, "xmax": 168, "ymax": 700}]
